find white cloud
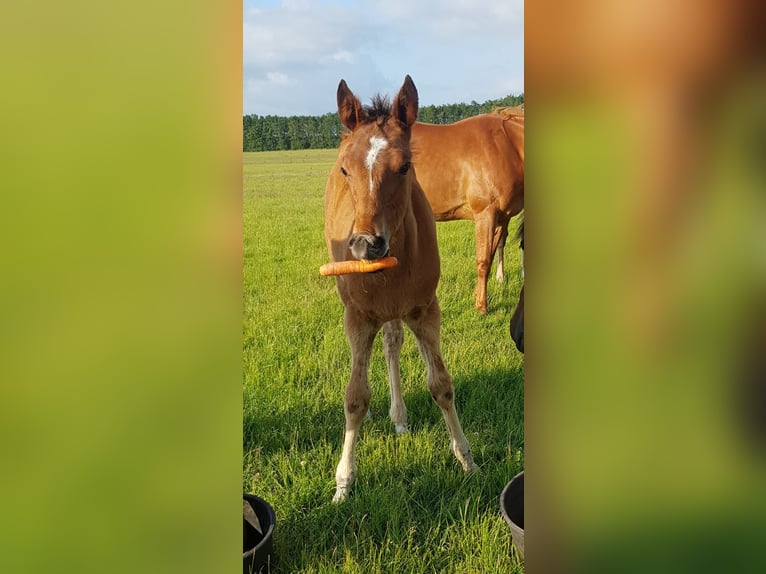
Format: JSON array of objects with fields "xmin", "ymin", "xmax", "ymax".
[
  {"xmin": 331, "ymin": 50, "xmax": 354, "ymax": 64},
  {"xmin": 243, "ymin": 0, "xmax": 523, "ymax": 116},
  {"xmin": 243, "ymin": 2, "xmax": 371, "ymax": 68},
  {"xmin": 265, "ymin": 72, "xmax": 289, "ymax": 85}
]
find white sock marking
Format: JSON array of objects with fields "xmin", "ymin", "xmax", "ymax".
[{"xmin": 365, "ymin": 135, "xmax": 388, "ymax": 193}]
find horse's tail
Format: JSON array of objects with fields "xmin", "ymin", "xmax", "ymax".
[
  {"xmin": 510, "ymin": 216, "xmax": 525, "ymax": 353},
  {"xmin": 498, "ymin": 107, "xmax": 524, "ymax": 166},
  {"xmin": 492, "ymin": 105, "xmax": 524, "ymax": 122}
]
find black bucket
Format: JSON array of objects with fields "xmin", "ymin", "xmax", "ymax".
[
  {"xmin": 243, "ymin": 494, "xmax": 276, "ymax": 574},
  {"xmin": 500, "ymin": 470, "xmax": 524, "ymax": 560}
]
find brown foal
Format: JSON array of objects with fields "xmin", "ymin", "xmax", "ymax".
[{"xmin": 324, "ymin": 75, "xmax": 477, "ymax": 502}]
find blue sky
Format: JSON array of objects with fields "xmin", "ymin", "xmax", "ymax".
[{"xmin": 244, "ymin": 0, "xmax": 524, "ymax": 116}]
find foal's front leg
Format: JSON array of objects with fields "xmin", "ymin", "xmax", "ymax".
[
  {"xmin": 333, "ymin": 309, "xmax": 378, "ymax": 503},
  {"xmin": 406, "ymin": 300, "xmax": 477, "ymax": 473},
  {"xmin": 383, "ymin": 320, "xmax": 408, "ymax": 434}
]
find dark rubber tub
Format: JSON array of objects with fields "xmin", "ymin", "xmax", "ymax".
[
  {"xmin": 500, "ymin": 470, "xmax": 524, "ymax": 560},
  {"xmin": 243, "ymin": 494, "xmax": 275, "ymax": 574}
]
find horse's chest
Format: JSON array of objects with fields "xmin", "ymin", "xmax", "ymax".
[{"xmin": 338, "ymin": 271, "xmax": 435, "ymax": 320}]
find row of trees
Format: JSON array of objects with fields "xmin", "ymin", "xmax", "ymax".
[{"xmin": 243, "ymin": 94, "xmax": 523, "ymax": 152}]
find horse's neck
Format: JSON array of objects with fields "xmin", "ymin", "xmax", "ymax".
[
  {"xmin": 388, "ymin": 191, "xmax": 416, "ymax": 255},
  {"xmin": 400, "ymin": 184, "xmax": 438, "ymax": 261}
]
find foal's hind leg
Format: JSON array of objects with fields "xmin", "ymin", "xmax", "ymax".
[
  {"xmin": 383, "ymin": 320, "xmax": 408, "ymax": 434},
  {"xmin": 334, "ymin": 309, "xmax": 378, "ymax": 503},
  {"xmin": 406, "ymin": 300, "xmax": 477, "ymax": 472}
]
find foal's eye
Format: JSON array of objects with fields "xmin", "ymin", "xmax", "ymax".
[
  {"xmin": 398, "ymin": 162, "xmax": 411, "ymax": 175},
  {"xmin": 340, "ymin": 166, "xmax": 348, "ymax": 176}
]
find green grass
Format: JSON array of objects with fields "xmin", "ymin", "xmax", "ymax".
[{"xmin": 244, "ymin": 149, "xmax": 525, "ymax": 573}]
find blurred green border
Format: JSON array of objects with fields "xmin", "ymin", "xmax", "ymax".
[{"xmin": 1, "ymin": 2, "xmax": 242, "ymax": 572}]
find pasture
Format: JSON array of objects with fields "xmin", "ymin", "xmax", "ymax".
[{"xmin": 243, "ymin": 149, "xmax": 525, "ymax": 573}]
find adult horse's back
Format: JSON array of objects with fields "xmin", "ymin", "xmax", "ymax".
[
  {"xmin": 411, "ymin": 112, "xmax": 524, "ymax": 313},
  {"xmin": 324, "ymin": 76, "xmax": 477, "ymax": 502}
]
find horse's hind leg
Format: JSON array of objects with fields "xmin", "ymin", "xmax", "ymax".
[
  {"xmin": 406, "ymin": 300, "xmax": 477, "ymax": 472},
  {"xmin": 383, "ymin": 319, "xmax": 408, "ymax": 434},
  {"xmin": 334, "ymin": 309, "xmax": 378, "ymax": 503},
  {"xmin": 494, "ymin": 223, "xmax": 508, "ymax": 283},
  {"xmin": 473, "ymin": 211, "xmax": 494, "ymax": 314}
]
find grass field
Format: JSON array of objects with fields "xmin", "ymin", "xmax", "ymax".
[{"xmin": 243, "ymin": 149, "xmax": 525, "ymax": 573}]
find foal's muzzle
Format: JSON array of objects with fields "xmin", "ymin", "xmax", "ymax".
[{"xmin": 349, "ymin": 233, "xmax": 389, "ymax": 261}]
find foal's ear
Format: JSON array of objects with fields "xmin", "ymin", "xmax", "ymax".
[
  {"xmin": 337, "ymin": 79, "xmax": 366, "ymax": 131},
  {"xmin": 394, "ymin": 75, "xmax": 419, "ymax": 128}
]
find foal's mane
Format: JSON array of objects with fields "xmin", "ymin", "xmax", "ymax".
[
  {"xmin": 364, "ymin": 94, "xmax": 392, "ymax": 121},
  {"xmin": 339, "ymin": 94, "xmax": 393, "ymax": 139}
]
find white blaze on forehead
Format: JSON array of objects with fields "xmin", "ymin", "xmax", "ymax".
[
  {"xmin": 365, "ymin": 135, "xmax": 388, "ymax": 170},
  {"xmin": 365, "ymin": 135, "xmax": 388, "ymax": 192}
]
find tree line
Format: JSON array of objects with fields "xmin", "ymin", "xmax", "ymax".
[{"xmin": 243, "ymin": 93, "xmax": 524, "ymax": 152}]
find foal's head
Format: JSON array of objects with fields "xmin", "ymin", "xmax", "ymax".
[{"xmin": 335, "ymin": 75, "xmax": 419, "ymax": 261}]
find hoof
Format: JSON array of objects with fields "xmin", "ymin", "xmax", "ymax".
[
  {"xmin": 394, "ymin": 423, "xmax": 408, "ymax": 435},
  {"xmin": 454, "ymin": 447, "xmax": 478, "ymax": 473},
  {"xmin": 332, "ymin": 486, "xmax": 350, "ymax": 504}
]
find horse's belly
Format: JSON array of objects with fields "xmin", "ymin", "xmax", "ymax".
[{"xmin": 432, "ymin": 205, "xmax": 474, "ymax": 221}]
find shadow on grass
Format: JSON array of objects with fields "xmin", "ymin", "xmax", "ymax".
[
  {"xmin": 244, "ymin": 364, "xmax": 524, "ymax": 572},
  {"xmin": 243, "ymin": 363, "xmax": 523, "ymax": 458}
]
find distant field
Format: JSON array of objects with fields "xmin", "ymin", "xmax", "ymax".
[{"xmin": 243, "ymin": 149, "xmax": 525, "ymax": 573}]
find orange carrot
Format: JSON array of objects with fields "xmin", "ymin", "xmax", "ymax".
[{"xmin": 319, "ymin": 256, "xmax": 399, "ymax": 276}]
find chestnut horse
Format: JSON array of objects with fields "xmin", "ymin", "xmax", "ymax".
[
  {"xmin": 324, "ymin": 76, "xmax": 477, "ymax": 502},
  {"xmin": 411, "ymin": 108, "xmax": 524, "ymax": 314}
]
